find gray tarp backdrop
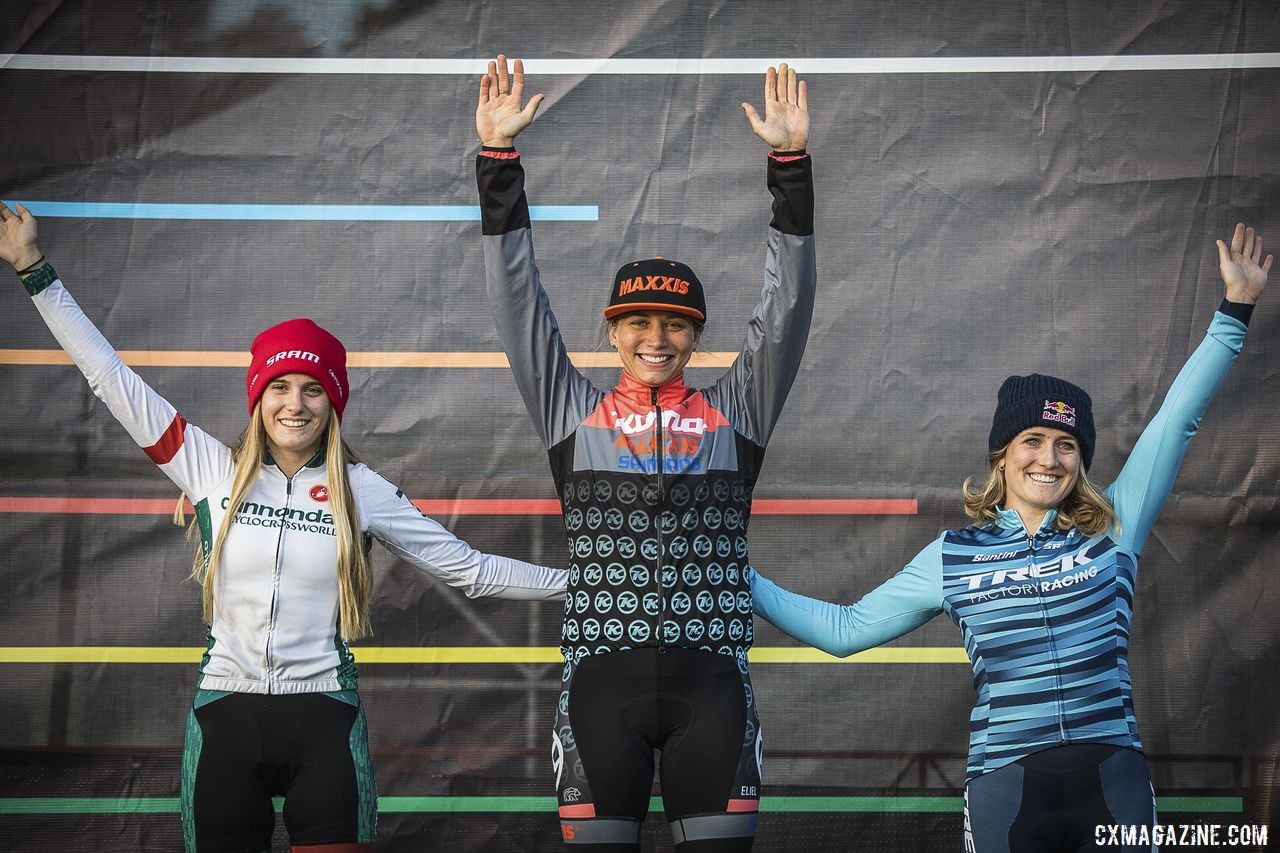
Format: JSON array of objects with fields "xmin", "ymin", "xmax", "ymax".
[{"xmin": 1, "ymin": 2, "xmax": 1278, "ymax": 850}]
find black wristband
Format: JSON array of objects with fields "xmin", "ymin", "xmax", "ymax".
[
  {"xmin": 1219, "ymin": 298, "xmax": 1254, "ymax": 327},
  {"xmin": 16, "ymin": 254, "xmax": 46, "ymax": 276}
]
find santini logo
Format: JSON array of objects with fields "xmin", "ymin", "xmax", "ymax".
[{"xmin": 265, "ymin": 350, "xmax": 321, "ymax": 366}]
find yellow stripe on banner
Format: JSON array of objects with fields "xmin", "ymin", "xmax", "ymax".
[
  {"xmin": 0, "ymin": 350, "xmax": 740, "ymax": 369},
  {"xmin": 0, "ymin": 646, "xmax": 968, "ymax": 665}
]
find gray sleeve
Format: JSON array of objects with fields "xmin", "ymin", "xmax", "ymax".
[
  {"xmin": 483, "ymin": 230, "xmax": 602, "ymax": 449},
  {"xmin": 704, "ymin": 226, "xmax": 817, "ymax": 446}
]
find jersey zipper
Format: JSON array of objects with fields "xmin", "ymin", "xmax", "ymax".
[
  {"xmin": 652, "ymin": 386, "xmax": 667, "ymax": 653},
  {"xmin": 1027, "ymin": 526, "xmax": 1068, "ymax": 743},
  {"xmin": 263, "ymin": 472, "xmax": 294, "ymax": 692}
]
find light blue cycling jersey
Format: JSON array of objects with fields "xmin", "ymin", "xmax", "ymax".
[{"xmin": 751, "ymin": 307, "xmax": 1249, "ymax": 781}]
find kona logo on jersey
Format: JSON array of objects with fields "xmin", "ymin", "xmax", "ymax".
[
  {"xmin": 309, "ymin": 485, "xmax": 329, "ymax": 502},
  {"xmin": 265, "ymin": 349, "xmax": 322, "ymax": 367},
  {"xmin": 1042, "ymin": 400, "xmax": 1077, "ymax": 427},
  {"xmin": 616, "ymin": 274, "xmax": 690, "ymax": 297},
  {"xmin": 613, "ymin": 409, "xmax": 709, "ymax": 437},
  {"xmin": 966, "ymin": 549, "xmax": 1094, "ymax": 590}
]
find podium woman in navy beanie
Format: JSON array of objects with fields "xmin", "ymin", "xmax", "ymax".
[
  {"xmin": 475, "ymin": 56, "xmax": 814, "ymax": 850},
  {"xmin": 0, "ymin": 202, "xmax": 566, "ymax": 852},
  {"xmin": 751, "ymin": 223, "xmax": 1270, "ymax": 852}
]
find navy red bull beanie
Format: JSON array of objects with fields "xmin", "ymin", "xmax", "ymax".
[
  {"xmin": 605, "ymin": 257, "xmax": 706, "ymax": 322},
  {"xmin": 989, "ymin": 373, "xmax": 1095, "ymax": 469},
  {"xmin": 246, "ymin": 318, "xmax": 350, "ymax": 420}
]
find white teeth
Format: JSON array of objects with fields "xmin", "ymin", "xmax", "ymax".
[
  {"xmin": 638, "ymin": 354, "xmax": 672, "ymax": 364},
  {"xmin": 280, "ymin": 419, "xmax": 309, "ymax": 427},
  {"xmin": 1028, "ymin": 473, "xmax": 1060, "ymax": 483}
]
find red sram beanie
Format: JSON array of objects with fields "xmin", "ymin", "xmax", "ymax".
[{"xmin": 245, "ymin": 319, "xmax": 350, "ymax": 420}]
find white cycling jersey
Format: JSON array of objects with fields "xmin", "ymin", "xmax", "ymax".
[{"xmin": 28, "ymin": 271, "xmax": 566, "ymax": 694}]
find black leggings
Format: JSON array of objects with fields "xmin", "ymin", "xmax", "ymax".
[
  {"xmin": 180, "ymin": 690, "xmax": 377, "ymax": 852},
  {"xmin": 964, "ymin": 744, "xmax": 1156, "ymax": 853},
  {"xmin": 553, "ymin": 648, "xmax": 762, "ymax": 852}
]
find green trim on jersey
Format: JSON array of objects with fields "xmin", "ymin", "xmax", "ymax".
[
  {"xmin": 334, "ymin": 625, "xmax": 359, "ymax": 691},
  {"xmin": 193, "ymin": 497, "xmax": 216, "ymax": 689},
  {"xmin": 20, "ymin": 263, "xmax": 58, "ymax": 296}
]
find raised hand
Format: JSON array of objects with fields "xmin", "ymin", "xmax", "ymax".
[
  {"xmin": 476, "ymin": 54, "xmax": 545, "ymax": 148},
  {"xmin": 741, "ymin": 63, "xmax": 809, "ymax": 152},
  {"xmin": 0, "ymin": 202, "xmax": 42, "ymax": 272},
  {"xmin": 1216, "ymin": 223, "xmax": 1273, "ymax": 304}
]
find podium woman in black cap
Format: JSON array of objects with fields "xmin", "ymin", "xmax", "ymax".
[{"xmin": 474, "ymin": 55, "xmax": 815, "ymax": 851}]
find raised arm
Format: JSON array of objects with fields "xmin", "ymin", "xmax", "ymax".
[
  {"xmin": 1109, "ymin": 223, "xmax": 1271, "ymax": 553},
  {"xmin": 0, "ymin": 203, "xmax": 230, "ymax": 499},
  {"xmin": 475, "ymin": 55, "xmax": 601, "ymax": 448},
  {"xmin": 750, "ymin": 538, "xmax": 944, "ymax": 658},
  {"xmin": 706, "ymin": 64, "xmax": 816, "ymax": 446},
  {"xmin": 357, "ymin": 466, "xmax": 566, "ymax": 600}
]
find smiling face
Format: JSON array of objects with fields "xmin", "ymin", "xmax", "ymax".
[
  {"xmin": 608, "ymin": 311, "xmax": 700, "ymax": 387},
  {"xmin": 1000, "ymin": 426, "xmax": 1082, "ymax": 531},
  {"xmin": 260, "ymin": 373, "xmax": 331, "ymax": 472}
]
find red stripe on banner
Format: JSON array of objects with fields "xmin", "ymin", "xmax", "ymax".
[
  {"xmin": 0, "ymin": 498, "xmax": 186, "ymax": 514},
  {"xmin": 558, "ymin": 803, "xmax": 597, "ymax": 818},
  {"xmin": 142, "ymin": 414, "xmax": 187, "ymax": 465},
  {"xmin": 411, "ymin": 499, "xmax": 563, "ymax": 515},
  {"xmin": 0, "ymin": 497, "xmax": 916, "ymax": 516},
  {"xmin": 726, "ymin": 798, "xmax": 759, "ymax": 813},
  {"xmin": 750, "ymin": 499, "xmax": 917, "ymax": 515}
]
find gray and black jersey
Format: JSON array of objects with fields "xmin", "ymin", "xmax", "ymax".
[{"xmin": 478, "ymin": 149, "xmax": 816, "ymax": 666}]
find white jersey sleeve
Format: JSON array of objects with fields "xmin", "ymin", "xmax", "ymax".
[
  {"xmin": 29, "ymin": 276, "xmax": 232, "ymax": 501},
  {"xmin": 353, "ymin": 465, "xmax": 567, "ymax": 600}
]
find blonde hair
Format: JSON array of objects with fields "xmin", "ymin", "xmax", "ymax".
[
  {"xmin": 173, "ymin": 406, "xmax": 373, "ymax": 640},
  {"xmin": 962, "ymin": 446, "xmax": 1118, "ymax": 537}
]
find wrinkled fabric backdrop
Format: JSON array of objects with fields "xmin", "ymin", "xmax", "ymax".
[{"xmin": 1, "ymin": 1, "xmax": 1277, "ymax": 850}]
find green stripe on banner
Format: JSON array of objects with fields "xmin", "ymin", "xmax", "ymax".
[{"xmin": 0, "ymin": 795, "xmax": 1244, "ymax": 815}]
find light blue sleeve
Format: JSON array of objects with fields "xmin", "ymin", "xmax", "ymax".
[
  {"xmin": 750, "ymin": 537, "xmax": 945, "ymax": 657},
  {"xmin": 1108, "ymin": 311, "xmax": 1247, "ymax": 554}
]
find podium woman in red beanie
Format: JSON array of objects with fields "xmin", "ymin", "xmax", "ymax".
[
  {"xmin": 0, "ymin": 202, "xmax": 567, "ymax": 853},
  {"xmin": 750, "ymin": 223, "xmax": 1270, "ymax": 852},
  {"xmin": 475, "ymin": 57, "xmax": 814, "ymax": 851}
]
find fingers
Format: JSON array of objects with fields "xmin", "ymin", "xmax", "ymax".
[
  {"xmin": 478, "ymin": 68, "xmax": 493, "ymax": 107},
  {"xmin": 496, "ymin": 53, "xmax": 510, "ymax": 96},
  {"xmin": 522, "ymin": 92, "xmax": 545, "ymax": 123},
  {"xmin": 798, "ymin": 78, "xmax": 808, "ymax": 111},
  {"xmin": 741, "ymin": 102, "xmax": 764, "ymax": 133},
  {"xmin": 763, "ymin": 65, "xmax": 775, "ymax": 105},
  {"xmin": 1264, "ymin": 254, "xmax": 1275, "ymax": 273},
  {"xmin": 1216, "ymin": 239, "xmax": 1231, "ymax": 270},
  {"xmin": 1229, "ymin": 222, "xmax": 1245, "ymax": 256},
  {"xmin": 512, "ymin": 58, "xmax": 525, "ymax": 99},
  {"xmin": 0, "ymin": 201, "xmax": 12, "ymax": 220},
  {"xmin": 784, "ymin": 63, "xmax": 797, "ymax": 104}
]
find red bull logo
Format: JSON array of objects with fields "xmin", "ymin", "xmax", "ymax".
[{"xmin": 1042, "ymin": 399, "xmax": 1077, "ymax": 427}]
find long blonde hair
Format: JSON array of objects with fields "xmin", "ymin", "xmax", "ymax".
[
  {"xmin": 173, "ymin": 406, "xmax": 373, "ymax": 640},
  {"xmin": 962, "ymin": 446, "xmax": 1118, "ymax": 537}
]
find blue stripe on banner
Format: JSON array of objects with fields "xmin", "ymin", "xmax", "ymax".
[{"xmin": 11, "ymin": 202, "xmax": 598, "ymax": 222}]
